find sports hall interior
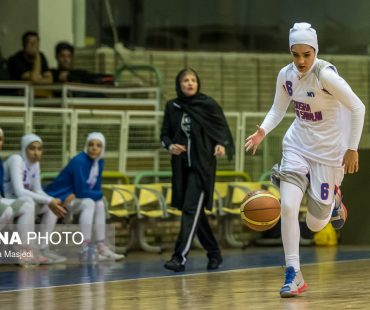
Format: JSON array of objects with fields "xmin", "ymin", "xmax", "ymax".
[{"xmin": 0, "ymin": 1, "xmax": 370, "ymax": 309}]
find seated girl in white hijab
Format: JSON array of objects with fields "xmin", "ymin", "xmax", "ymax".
[
  {"xmin": 45, "ymin": 132, "xmax": 124, "ymax": 261},
  {"xmin": 0, "ymin": 129, "xmax": 14, "ymax": 231},
  {"xmin": 0, "ymin": 129, "xmax": 41, "ymax": 265},
  {"xmin": 3, "ymin": 133, "xmax": 67, "ymax": 264}
]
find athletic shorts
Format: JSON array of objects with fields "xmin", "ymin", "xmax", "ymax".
[{"xmin": 280, "ymin": 150, "xmax": 344, "ymax": 219}]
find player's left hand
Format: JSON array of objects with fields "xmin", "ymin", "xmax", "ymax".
[
  {"xmin": 342, "ymin": 149, "xmax": 359, "ymax": 174},
  {"xmin": 214, "ymin": 144, "xmax": 225, "ymax": 157}
]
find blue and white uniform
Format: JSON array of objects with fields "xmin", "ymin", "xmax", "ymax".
[
  {"xmin": 262, "ymin": 59, "xmax": 364, "ymax": 167},
  {"xmin": 3, "ymin": 134, "xmax": 58, "ymax": 251},
  {"xmin": 45, "ymin": 132, "xmax": 123, "ymax": 261},
  {"xmin": 45, "ymin": 134, "xmax": 104, "ymax": 244}
]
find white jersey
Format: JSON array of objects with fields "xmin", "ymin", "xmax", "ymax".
[
  {"xmin": 3, "ymin": 154, "xmax": 52, "ymax": 205},
  {"xmin": 261, "ymin": 58, "xmax": 365, "ymax": 167}
]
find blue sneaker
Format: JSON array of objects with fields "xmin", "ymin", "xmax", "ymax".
[
  {"xmin": 280, "ymin": 266, "xmax": 308, "ymax": 298},
  {"xmin": 331, "ymin": 187, "xmax": 347, "ymax": 230}
]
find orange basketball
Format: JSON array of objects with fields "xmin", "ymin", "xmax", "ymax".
[{"xmin": 240, "ymin": 189, "xmax": 281, "ymax": 231}]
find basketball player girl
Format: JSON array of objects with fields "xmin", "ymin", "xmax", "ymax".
[
  {"xmin": 245, "ymin": 23, "xmax": 365, "ymax": 297},
  {"xmin": 3, "ymin": 133, "xmax": 67, "ymax": 264},
  {"xmin": 0, "ymin": 128, "xmax": 14, "ymax": 231},
  {"xmin": 161, "ymin": 68, "xmax": 234, "ymax": 272},
  {"xmin": 45, "ymin": 132, "xmax": 124, "ymax": 262},
  {"xmin": 0, "ymin": 129, "xmax": 44, "ymax": 265}
]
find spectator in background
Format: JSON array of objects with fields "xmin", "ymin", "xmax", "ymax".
[
  {"xmin": 8, "ymin": 31, "xmax": 52, "ymax": 84},
  {"xmin": 51, "ymin": 41, "xmax": 74, "ymax": 83},
  {"xmin": 0, "ymin": 48, "xmax": 10, "ymax": 81},
  {"xmin": 0, "ymin": 47, "xmax": 14, "ymax": 95},
  {"xmin": 52, "ymin": 41, "xmax": 114, "ymax": 85}
]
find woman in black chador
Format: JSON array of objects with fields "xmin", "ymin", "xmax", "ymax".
[{"xmin": 160, "ymin": 68, "xmax": 234, "ymax": 271}]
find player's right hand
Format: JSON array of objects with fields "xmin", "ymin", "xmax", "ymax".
[
  {"xmin": 245, "ymin": 125, "xmax": 266, "ymax": 155},
  {"xmin": 169, "ymin": 144, "xmax": 187, "ymax": 155}
]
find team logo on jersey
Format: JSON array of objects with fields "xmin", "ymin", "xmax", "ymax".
[
  {"xmin": 293, "ymin": 100, "xmax": 322, "ymax": 121},
  {"xmin": 307, "ymin": 91, "xmax": 315, "ymax": 97}
]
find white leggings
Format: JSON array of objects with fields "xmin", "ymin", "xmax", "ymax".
[
  {"xmin": 280, "ymin": 181, "xmax": 334, "ymax": 271},
  {"xmin": 69, "ymin": 198, "xmax": 106, "ymax": 242},
  {"xmin": 0, "ymin": 197, "xmax": 35, "ymax": 243},
  {"xmin": 38, "ymin": 203, "xmax": 58, "ymax": 249},
  {"xmin": 0, "ymin": 205, "xmax": 13, "ymax": 231}
]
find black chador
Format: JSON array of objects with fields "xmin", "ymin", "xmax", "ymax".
[{"xmin": 161, "ymin": 68, "xmax": 234, "ymax": 272}]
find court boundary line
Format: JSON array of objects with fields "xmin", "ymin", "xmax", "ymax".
[{"xmin": 0, "ymin": 257, "xmax": 369, "ymax": 294}]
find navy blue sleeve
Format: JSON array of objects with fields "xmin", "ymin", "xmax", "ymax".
[{"xmin": 72, "ymin": 156, "xmax": 103, "ymax": 201}]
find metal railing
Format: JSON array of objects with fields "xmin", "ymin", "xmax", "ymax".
[
  {"xmin": 0, "ymin": 107, "xmax": 294, "ymax": 180},
  {"xmin": 0, "ymin": 82, "xmax": 161, "ymax": 110}
]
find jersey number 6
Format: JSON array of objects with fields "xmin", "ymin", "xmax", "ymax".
[{"xmin": 321, "ymin": 183, "xmax": 329, "ymax": 200}]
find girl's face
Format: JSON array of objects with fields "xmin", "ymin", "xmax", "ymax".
[
  {"xmin": 87, "ymin": 139, "xmax": 103, "ymax": 160},
  {"xmin": 26, "ymin": 141, "xmax": 42, "ymax": 163},
  {"xmin": 291, "ymin": 44, "xmax": 315, "ymax": 74},
  {"xmin": 180, "ymin": 73, "xmax": 198, "ymax": 97}
]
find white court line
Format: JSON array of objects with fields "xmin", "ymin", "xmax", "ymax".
[{"xmin": 0, "ymin": 257, "xmax": 369, "ymax": 294}]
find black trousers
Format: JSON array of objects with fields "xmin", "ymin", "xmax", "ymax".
[{"xmin": 173, "ymin": 169, "xmax": 221, "ymax": 264}]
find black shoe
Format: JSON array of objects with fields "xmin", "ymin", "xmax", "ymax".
[
  {"xmin": 164, "ymin": 257, "xmax": 185, "ymax": 272},
  {"xmin": 207, "ymin": 257, "xmax": 223, "ymax": 270}
]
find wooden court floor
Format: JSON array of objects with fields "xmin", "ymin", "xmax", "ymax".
[{"xmin": 1, "ymin": 252, "xmax": 370, "ymax": 309}]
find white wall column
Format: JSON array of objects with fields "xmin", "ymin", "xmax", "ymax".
[
  {"xmin": 73, "ymin": 0, "xmax": 86, "ymax": 48},
  {"xmin": 38, "ymin": 0, "xmax": 74, "ymax": 67}
]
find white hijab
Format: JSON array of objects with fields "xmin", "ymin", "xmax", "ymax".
[
  {"xmin": 289, "ymin": 22, "xmax": 318, "ymax": 55},
  {"xmin": 289, "ymin": 22, "xmax": 319, "ymax": 77},
  {"xmin": 84, "ymin": 132, "xmax": 105, "ymax": 189},
  {"xmin": 20, "ymin": 133, "xmax": 42, "ymax": 186}
]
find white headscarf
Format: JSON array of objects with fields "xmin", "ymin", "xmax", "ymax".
[
  {"xmin": 84, "ymin": 132, "xmax": 105, "ymax": 189},
  {"xmin": 21, "ymin": 133, "xmax": 42, "ymax": 165},
  {"xmin": 289, "ymin": 22, "xmax": 318, "ymax": 55},
  {"xmin": 20, "ymin": 133, "xmax": 42, "ymax": 187}
]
